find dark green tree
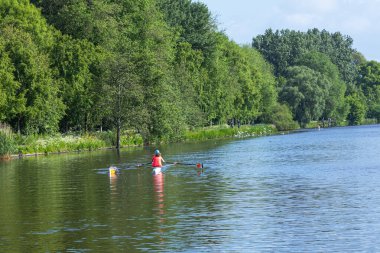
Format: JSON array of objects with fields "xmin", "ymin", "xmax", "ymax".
[
  {"xmin": 346, "ymin": 92, "xmax": 367, "ymax": 125},
  {"xmin": 252, "ymin": 28, "xmax": 359, "ymax": 84},
  {"xmin": 280, "ymin": 66, "xmax": 327, "ymax": 126},
  {"xmin": 157, "ymin": 0, "xmax": 217, "ymax": 55},
  {"xmin": 357, "ymin": 60, "xmax": 380, "ymax": 120},
  {"xmin": 296, "ymin": 51, "xmax": 348, "ymax": 123},
  {"xmin": 0, "ymin": 1, "xmax": 65, "ymax": 133},
  {"xmin": 100, "ymin": 52, "xmax": 144, "ymax": 149},
  {"xmin": 52, "ymin": 35, "xmax": 104, "ymax": 132}
]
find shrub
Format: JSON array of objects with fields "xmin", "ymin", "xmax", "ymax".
[{"xmin": 0, "ymin": 124, "xmax": 16, "ymax": 158}]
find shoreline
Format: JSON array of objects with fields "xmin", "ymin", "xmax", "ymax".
[{"xmin": 2, "ymin": 124, "xmax": 278, "ymax": 160}]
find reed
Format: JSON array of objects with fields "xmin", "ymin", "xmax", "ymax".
[
  {"xmin": 0, "ymin": 123, "xmax": 16, "ymax": 159},
  {"xmin": 120, "ymin": 134, "xmax": 143, "ymax": 146},
  {"xmin": 17, "ymin": 134, "xmax": 108, "ymax": 155},
  {"xmin": 15, "ymin": 131, "xmax": 144, "ymax": 156}
]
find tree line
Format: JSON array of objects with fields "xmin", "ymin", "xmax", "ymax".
[{"xmin": 1, "ymin": 0, "xmax": 379, "ymax": 145}]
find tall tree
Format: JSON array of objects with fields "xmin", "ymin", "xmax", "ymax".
[
  {"xmin": 280, "ymin": 66, "xmax": 327, "ymax": 126},
  {"xmin": 0, "ymin": 38, "xmax": 24, "ymax": 123},
  {"xmin": 252, "ymin": 28, "xmax": 359, "ymax": 84},
  {"xmin": 296, "ymin": 51, "xmax": 348, "ymax": 122},
  {"xmin": 100, "ymin": 52, "xmax": 144, "ymax": 148},
  {"xmin": 125, "ymin": 0, "xmax": 186, "ymax": 143},
  {"xmin": 0, "ymin": 1, "xmax": 65, "ymax": 133},
  {"xmin": 52, "ymin": 35, "xmax": 104, "ymax": 132},
  {"xmin": 346, "ymin": 92, "xmax": 367, "ymax": 125},
  {"xmin": 357, "ymin": 60, "xmax": 380, "ymax": 120},
  {"xmin": 157, "ymin": 0, "xmax": 217, "ymax": 55}
]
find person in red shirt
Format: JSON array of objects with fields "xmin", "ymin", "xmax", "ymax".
[{"xmin": 152, "ymin": 149, "xmax": 165, "ymax": 168}]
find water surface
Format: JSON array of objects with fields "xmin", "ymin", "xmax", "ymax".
[{"xmin": 1, "ymin": 125, "xmax": 380, "ymax": 252}]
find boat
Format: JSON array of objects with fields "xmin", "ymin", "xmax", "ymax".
[
  {"xmin": 152, "ymin": 167, "xmax": 162, "ymax": 175},
  {"xmin": 152, "ymin": 163, "xmax": 175, "ymax": 175}
]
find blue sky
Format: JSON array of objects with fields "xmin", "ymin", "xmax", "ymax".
[{"xmin": 198, "ymin": 0, "xmax": 380, "ymax": 61}]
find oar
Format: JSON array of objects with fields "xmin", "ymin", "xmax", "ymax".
[
  {"xmin": 136, "ymin": 162, "xmax": 151, "ymax": 167},
  {"xmin": 167, "ymin": 162, "xmax": 204, "ymax": 168}
]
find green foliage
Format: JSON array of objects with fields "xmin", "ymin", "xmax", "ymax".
[
  {"xmin": 157, "ymin": 0, "xmax": 217, "ymax": 55},
  {"xmin": 120, "ymin": 133, "xmax": 143, "ymax": 146},
  {"xmin": 172, "ymin": 42, "xmax": 207, "ymax": 127},
  {"xmin": 346, "ymin": 92, "xmax": 367, "ymax": 125},
  {"xmin": 0, "ymin": 123, "xmax": 16, "ymax": 157},
  {"xmin": 357, "ymin": 61, "xmax": 380, "ymax": 120},
  {"xmin": 240, "ymin": 45, "xmax": 277, "ymax": 121},
  {"xmin": 0, "ymin": 0, "xmax": 65, "ymax": 134},
  {"xmin": 296, "ymin": 51, "xmax": 348, "ymax": 123},
  {"xmin": 1, "ymin": 0, "xmax": 378, "ymax": 152},
  {"xmin": 16, "ymin": 134, "xmax": 107, "ymax": 154},
  {"xmin": 280, "ymin": 66, "xmax": 327, "ymax": 126},
  {"xmin": 253, "ymin": 28, "xmax": 359, "ymax": 83},
  {"xmin": 0, "ymin": 39, "xmax": 21, "ymax": 122},
  {"xmin": 184, "ymin": 124, "xmax": 277, "ymax": 141},
  {"xmin": 53, "ymin": 35, "xmax": 104, "ymax": 132},
  {"xmin": 263, "ymin": 103, "xmax": 299, "ymax": 131}
]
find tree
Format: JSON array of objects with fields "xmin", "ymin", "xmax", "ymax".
[
  {"xmin": 240, "ymin": 45, "xmax": 277, "ymax": 123},
  {"xmin": 0, "ymin": 38, "xmax": 22, "ymax": 122},
  {"xmin": 346, "ymin": 92, "xmax": 367, "ymax": 125},
  {"xmin": 100, "ymin": 53, "xmax": 144, "ymax": 149},
  {"xmin": 157, "ymin": 0, "xmax": 217, "ymax": 56},
  {"xmin": 357, "ymin": 60, "xmax": 380, "ymax": 120},
  {"xmin": 280, "ymin": 66, "xmax": 327, "ymax": 126},
  {"xmin": 117, "ymin": 0, "xmax": 187, "ymax": 143},
  {"xmin": 295, "ymin": 51, "xmax": 348, "ymax": 123},
  {"xmin": 52, "ymin": 35, "xmax": 104, "ymax": 132},
  {"xmin": 252, "ymin": 28, "xmax": 359, "ymax": 84},
  {"xmin": 0, "ymin": 1, "xmax": 65, "ymax": 134},
  {"xmin": 263, "ymin": 103, "xmax": 299, "ymax": 131},
  {"xmin": 172, "ymin": 41, "xmax": 206, "ymax": 127},
  {"xmin": 32, "ymin": 0, "xmax": 120, "ymax": 49}
]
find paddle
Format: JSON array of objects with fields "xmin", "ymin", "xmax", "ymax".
[
  {"xmin": 137, "ymin": 161, "xmax": 204, "ymax": 169},
  {"xmin": 167, "ymin": 162, "xmax": 204, "ymax": 169},
  {"xmin": 136, "ymin": 162, "xmax": 151, "ymax": 167}
]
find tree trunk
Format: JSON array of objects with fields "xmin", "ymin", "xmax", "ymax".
[{"xmin": 116, "ymin": 118, "xmax": 121, "ymax": 150}]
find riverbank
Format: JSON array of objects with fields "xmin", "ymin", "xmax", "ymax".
[
  {"xmin": 1, "ymin": 124, "xmax": 277, "ymax": 159},
  {"xmin": 183, "ymin": 124, "xmax": 277, "ymax": 141}
]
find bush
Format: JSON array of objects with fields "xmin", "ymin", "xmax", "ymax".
[
  {"xmin": 0, "ymin": 124, "xmax": 16, "ymax": 158},
  {"xmin": 265, "ymin": 103, "xmax": 300, "ymax": 131}
]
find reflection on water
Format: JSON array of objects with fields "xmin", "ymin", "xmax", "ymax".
[
  {"xmin": 1, "ymin": 125, "xmax": 380, "ymax": 252},
  {"xmin": 153, "ymin": 173, "xmax": 166, "ymax": 245}
]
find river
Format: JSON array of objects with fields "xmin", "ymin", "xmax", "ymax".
[{"xmin": 1, "ymin": 125, "xmax": 380, "ymax": 252}]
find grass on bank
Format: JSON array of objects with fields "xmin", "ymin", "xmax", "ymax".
[
  {"xmin": 184, "ymin": 124, "xmax": 277, "ymax": 141},
  {"xmin": 1, "ymin": 124, "xmax": 277, "ymax": 158},
  {"xmin": 0, "ymin": 129, "xmax": 143, "ymax": 158},
  {"xmin": 305, "ymin": 118, "xmax": 378, "ymax": 129},
  {"xmin": 2, "ymin": 117, "xmax": 379, "ymax": 159},
  {"xmin": 0, "ymin": 124, "xmax": 16, "ymax": 159}
]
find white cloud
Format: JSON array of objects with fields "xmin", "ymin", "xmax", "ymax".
[{"xmin": 200, "ymin": 0, "xmax": 380, "ymax": 60}]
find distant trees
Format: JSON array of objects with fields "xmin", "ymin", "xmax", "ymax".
[
  {"xmin": 253, "ymin": 28, "xmax": 364, "ymax": 126},
  {"xmin": 253, "ymin": 28, "xmax": 358, "ymax": 83}
]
